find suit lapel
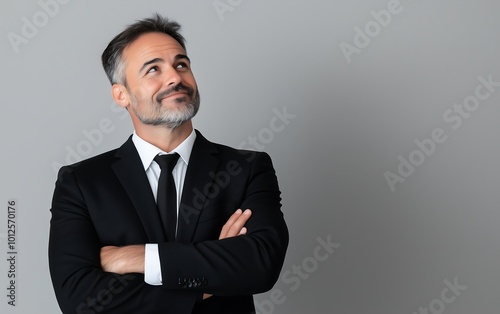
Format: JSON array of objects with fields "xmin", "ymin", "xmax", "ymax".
[
  {"xmin": 112, "ymin": 137, "xmax": 167, "ymax": 242},
  {"xmin": 177, "ymin": 130, "xmax": 220, "ymax": 243}
]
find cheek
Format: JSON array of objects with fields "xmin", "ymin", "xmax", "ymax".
[
  {"xmin": 140, "ymin": 78, "xmax": 163, "ymax": 94},
  {"xmin": 182, "ymin": 73, "xmax": 197, "ymax": 89}
]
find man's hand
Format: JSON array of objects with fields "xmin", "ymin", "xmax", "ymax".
[
  {"xmin": 219, "ymin": 208, "xmax": 252, "ymax": 239},
  {"xmin": 100, "ymin": 245, "xmax": 145, "ymax": 274}
]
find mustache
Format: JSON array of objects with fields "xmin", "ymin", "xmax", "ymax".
[{"xmin": 156, "ymin": 84, "xmax": 195, "ymax": 103}]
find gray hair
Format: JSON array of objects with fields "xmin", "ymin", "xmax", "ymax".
[{"xmin": 101, "ymin": 13, "xmax": 186, "ymax": 85}]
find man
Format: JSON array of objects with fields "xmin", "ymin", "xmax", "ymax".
[{"xmin": 48, "ymin": 14, "xmax": 288, "ymax": 314}]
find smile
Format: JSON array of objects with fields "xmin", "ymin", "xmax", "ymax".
[{"xmin": 160, "ymin": 92, "xmax": 189, "ymax": 101}]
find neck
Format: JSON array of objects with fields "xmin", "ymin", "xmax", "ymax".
[{"xmin": 135, "ymin": 120, "xmax": 193, "ymax": 152}]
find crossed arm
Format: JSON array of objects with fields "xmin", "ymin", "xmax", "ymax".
[
  {"xmin": 99, "ymin": 209, "xmax": 251, "ymax": 301},
  {"xmin": 100, "ymin": 209, "xmax": 252, "ymax": 273}
]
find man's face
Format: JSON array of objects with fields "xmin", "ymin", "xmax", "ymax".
[{"xmin": 120, "ymin": 32, "xmax": 199, "ymax": 129}]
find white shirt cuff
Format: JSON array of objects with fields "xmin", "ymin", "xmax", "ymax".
[{"xmin": 144, "ymin": 243, "xmax": 162, "ymax": 285}]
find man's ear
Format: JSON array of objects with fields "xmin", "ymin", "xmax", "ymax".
[{"xmin": 112, "ymin": 83, "xmax": 129, "ymax": 108}]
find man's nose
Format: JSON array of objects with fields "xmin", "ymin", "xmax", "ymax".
[{"xmin": 163, "ymin": 66, "xmax": 181, "ymax": 87}]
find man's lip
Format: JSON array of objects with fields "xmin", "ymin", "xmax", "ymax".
[{"xmin": 161, "ymin": 92, "xmax": 188, "ymax": 100}]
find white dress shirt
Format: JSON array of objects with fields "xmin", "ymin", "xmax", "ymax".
[{"xmin": 132, "ymin": 129, "xmax": 196, "ymax": 285}]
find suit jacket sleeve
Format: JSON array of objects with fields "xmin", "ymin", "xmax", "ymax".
[
  {"xmin": 49, "ymin": 166, "xmax": 199, "ymax": 314},
  {"xmin": 158, "ymin": 151, "xmax": 289, "ymax": 296}
]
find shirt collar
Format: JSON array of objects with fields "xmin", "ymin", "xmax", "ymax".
[{"xmin": 132, "ymin": 129, "xmax": 197, "ymax": 171}]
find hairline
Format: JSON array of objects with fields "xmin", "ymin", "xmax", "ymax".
[
  {"xmin": 113, "ymin": 31, "xmax": 187, "ymax": 87},
  {"xmin": 102, "ymin": 14, "xmax": 186, "ymax": 86}
]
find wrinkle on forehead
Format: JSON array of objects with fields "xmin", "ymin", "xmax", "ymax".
[{"xmin": 123, "ymin": 33, "xmax": 186, "ymax": 68}]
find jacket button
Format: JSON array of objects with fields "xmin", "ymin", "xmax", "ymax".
[{"xmin": 178, "ymin": 278, "xmax": 187, "ymax": 288}]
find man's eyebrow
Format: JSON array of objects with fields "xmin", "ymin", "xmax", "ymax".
[
  {"xmin": 139, "ymin": 58, "xmax": 164, "ymax": 73},
  {"xmin": 139, "ymin": 55, "xmax": 191, "ymax": 74},
  {"xmin": 174, "ymin": 54, "xmax": 190, "ymax": 63}
]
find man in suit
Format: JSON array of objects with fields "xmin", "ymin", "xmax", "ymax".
[{"xmin": 48, "ymin": 14, "xmax": 288, "ymax": 314}]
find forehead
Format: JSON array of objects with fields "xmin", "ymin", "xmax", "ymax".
[{"xmin": 122, "ymin": 32, "xmax": 186, "ymax": 66}]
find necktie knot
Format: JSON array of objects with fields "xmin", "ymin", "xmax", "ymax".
[{"xmin": 154, "ymin": 153, "xmax": 180, "ymax": 173}]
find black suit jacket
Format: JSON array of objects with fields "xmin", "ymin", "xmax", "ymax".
[{"xmin": 48, "ymin": 130, "xmax": 288, "ymax": 314}]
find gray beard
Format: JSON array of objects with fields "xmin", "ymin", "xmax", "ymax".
[{"xmin": 131, "ymin": 90, "xmax": 200, "ymax": 129}]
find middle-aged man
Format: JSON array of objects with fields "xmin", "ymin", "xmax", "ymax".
[{"xmin": 48, "ymin": 14, "xmax": 288, "ymax": 314}]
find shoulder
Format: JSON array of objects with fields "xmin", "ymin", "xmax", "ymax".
[
  {"xmin": 63, "ymin": 148, "xmax": 119, "ymax": 172},
  {"xmin": 195, "ymin": 130, "xmax": 273, "ymax": 166},
  {"xmin": 56, "ymin": 136, "xmax": 134, "ymax": 179}
]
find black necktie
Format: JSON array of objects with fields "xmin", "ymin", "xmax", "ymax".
[{"xmin": 154, "ymin": 153, "xmax": 180, "ymax": 241}]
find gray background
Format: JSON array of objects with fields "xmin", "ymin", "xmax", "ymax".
[{"xmin": 1, "ymin": 0, "xmax": 499, "ymax": 313}]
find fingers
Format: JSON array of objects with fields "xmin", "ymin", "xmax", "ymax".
[
  {"xmin": 226, "ymin": 209, "xmax": 251, "ymax": 238},
  {"xmin": 219, "ymin": 209, "xmax": 252, "ymax": 240},
  {"xmin": 219, "ymin": 209, "xmax": 242, "ymax": 239},
  {"xmin": 220, "ymin": 209, "xmax": 243, "ymax": 238}
]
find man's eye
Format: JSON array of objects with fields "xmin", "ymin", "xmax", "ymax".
[
  {"xmin": 147, "ymin": 66, "xmax": 159, "ymax": 73},
  {"xmin": 176, "ymin": 62, "xmax": 189, "ymax": 69}
]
